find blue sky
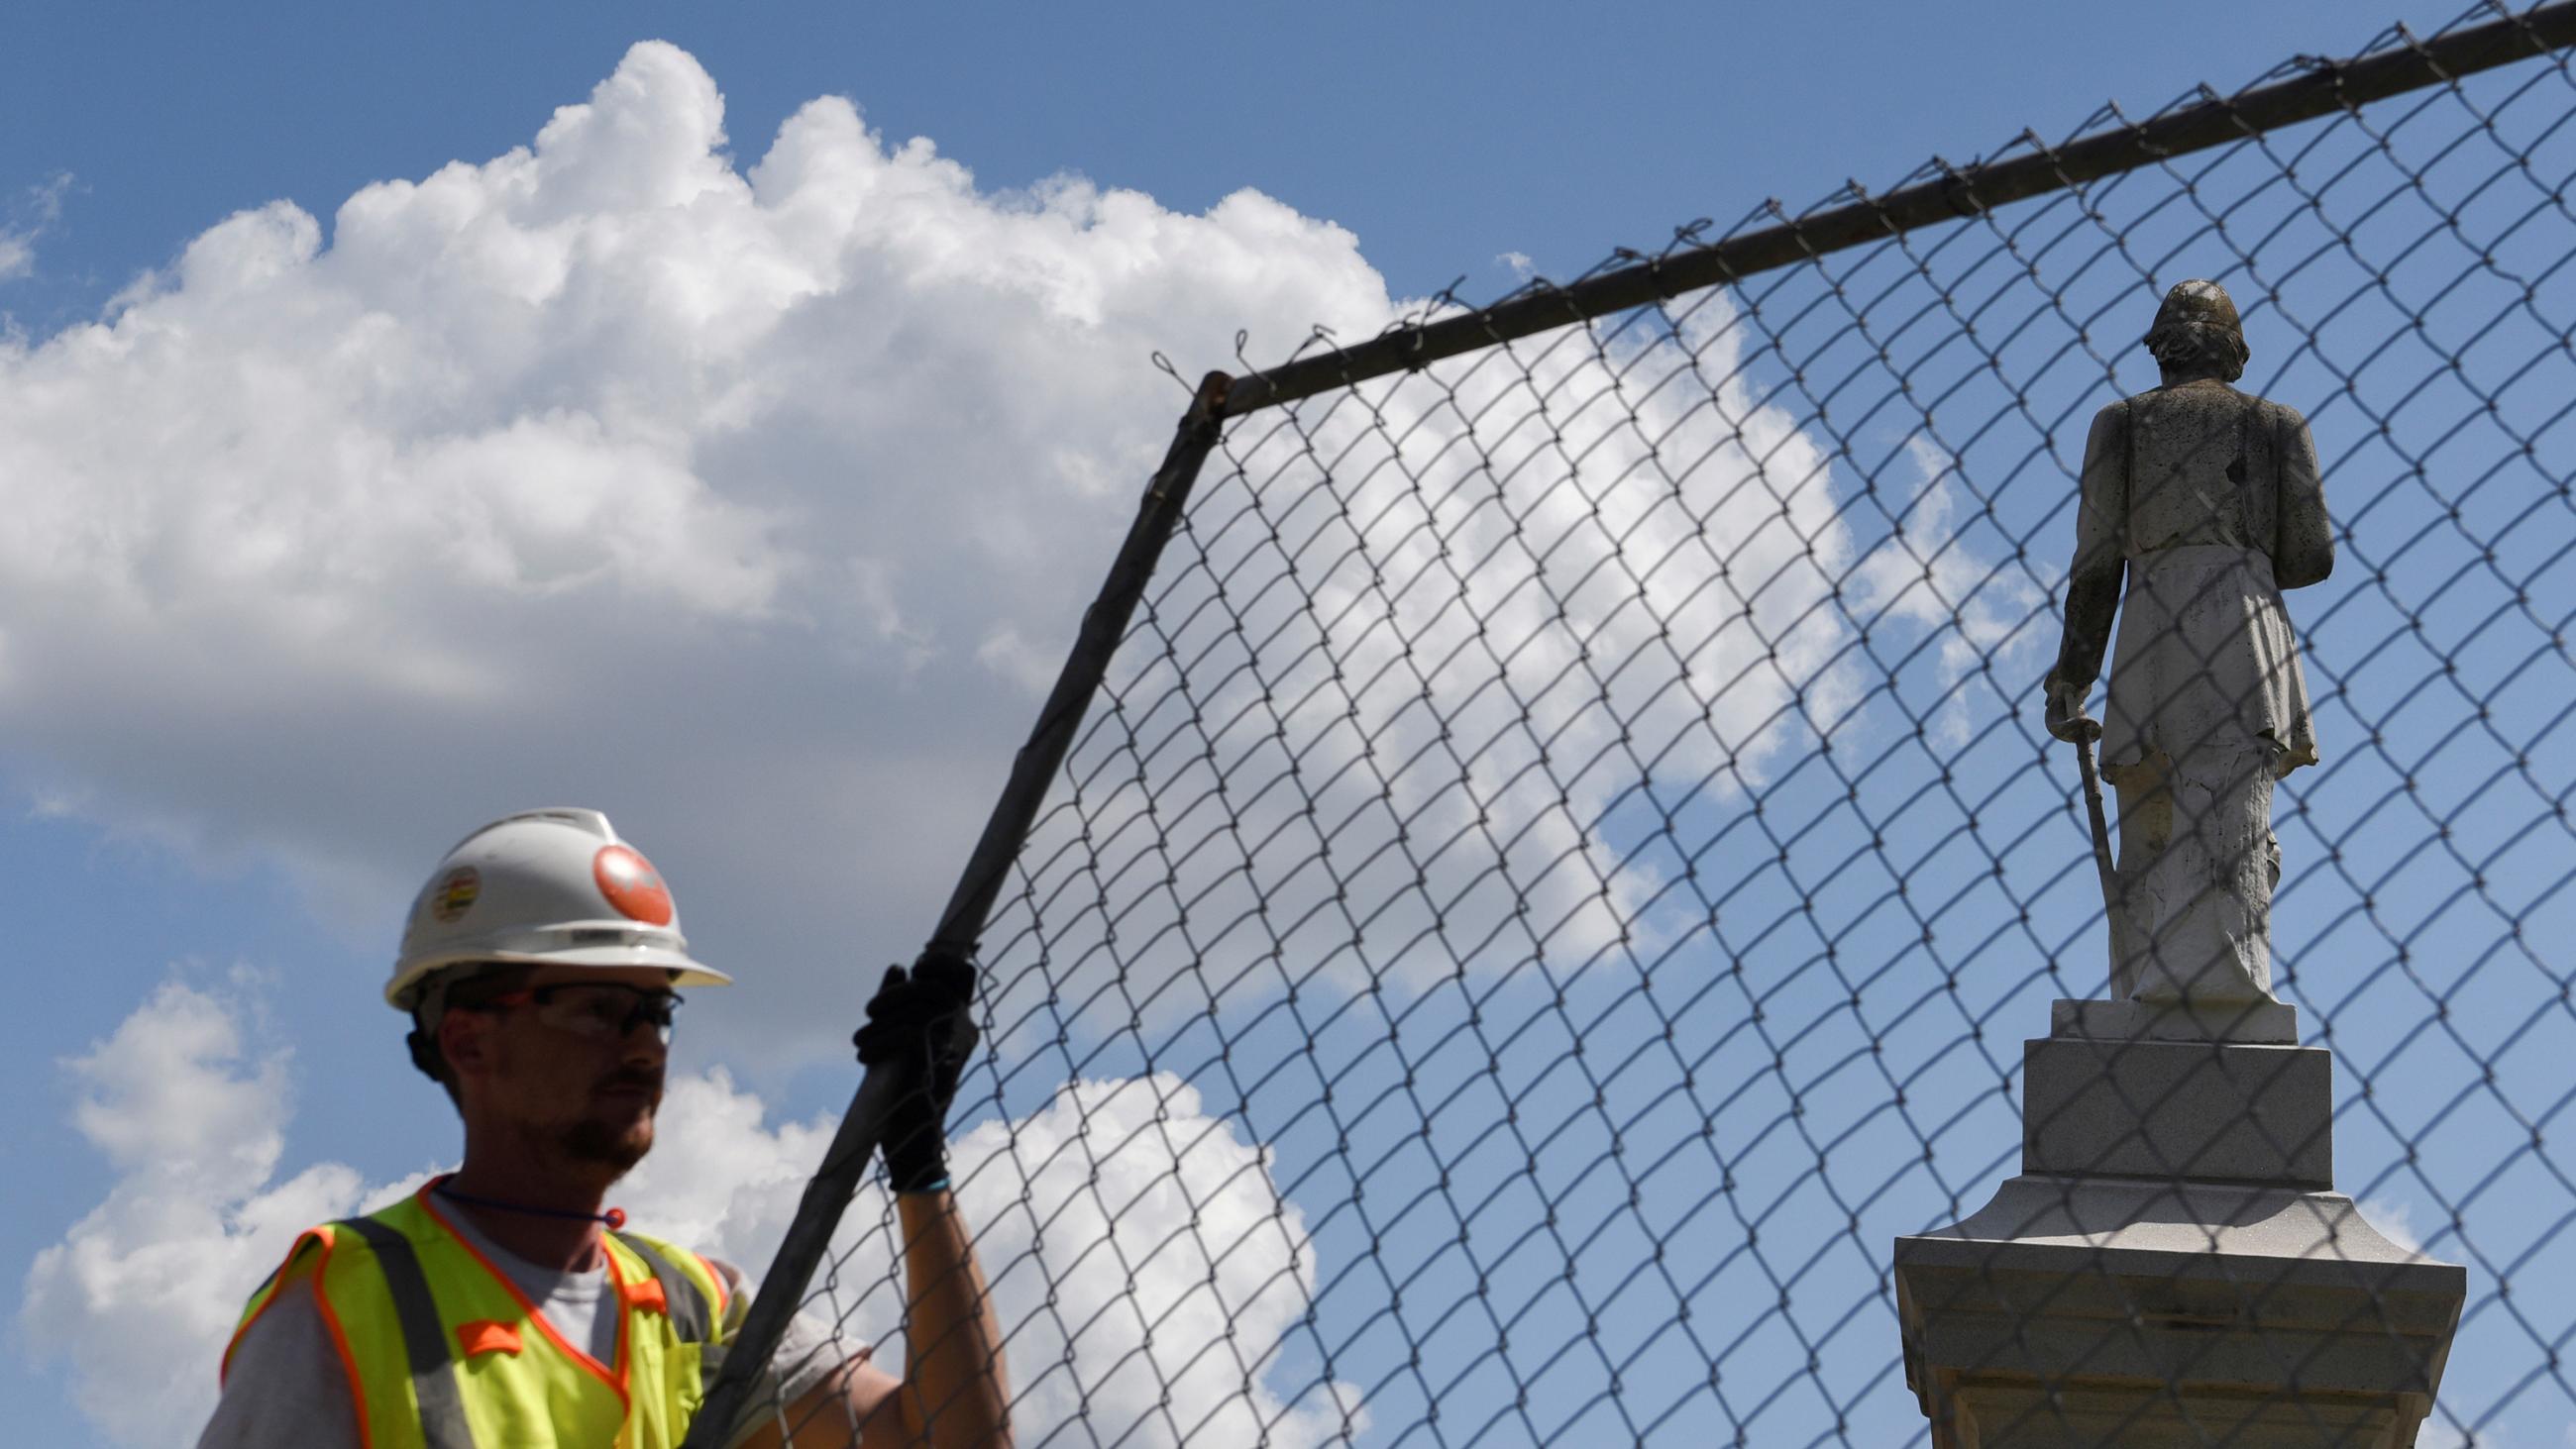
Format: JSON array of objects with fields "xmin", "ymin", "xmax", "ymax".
[{"xmin": 6, "ymin": 3, "xmax": 2562, "ymax": 1445}]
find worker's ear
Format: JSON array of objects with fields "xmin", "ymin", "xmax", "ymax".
[
  {"xmin": 437, "ymin": 1003, "xmax": 500, "ymax": 1083},
  {"xmin": 404, "ymin": 1026, "xmax": 444, "ymax": 1083}
]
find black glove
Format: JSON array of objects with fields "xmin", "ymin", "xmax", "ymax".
[{"xmin": 854, "ymin": 950, "xmax": 981, "ymax": 1193}]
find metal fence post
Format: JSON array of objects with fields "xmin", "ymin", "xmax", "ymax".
[{"xmin": 680, "ymin": 369, "xmax": 1234, "ymax": 1449}]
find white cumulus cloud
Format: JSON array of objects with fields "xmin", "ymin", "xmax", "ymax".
[
  {"xmin": 0, "ymin": 173, "xmax": 69, "ymax": 284},
  {"xmin": 23, "ymin": 973, "xmax": 1358, "ymax": 1448},
  {"xmin": 8, "ymin": 38, "xmax": 2052, "ymax": 1449},
  {"xmin": 0, "ymin": 40, "xmax": 1401, "ymax": 1065},
  {"xmin": 0, "ymin": 40, "xmax": 2032, "ymax": 1076},
  {"xmin": 20, "ymin": 974, "xmax": 424, "ymax": 1446},
  {"xmin": 971, "ymin": 294, "xmax": 2059, "ymax": 1045},
  {"xmin": 633, "ymin": 1070, "xmax": 1365, "ymax": 1447}
]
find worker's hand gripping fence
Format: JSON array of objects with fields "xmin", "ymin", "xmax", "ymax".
[{"xmin": 719, "ymin": 6, "xmax": 2576, "ymax": 1445}]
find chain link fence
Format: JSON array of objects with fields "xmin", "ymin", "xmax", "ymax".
[{"xmin": 731, "ymin": 5, "xmax": 2576, "ymax": 1444}]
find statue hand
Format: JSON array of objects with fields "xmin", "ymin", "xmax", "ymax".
[{"xmin": 2044, "ymin": 678, "xmax": 2101, "ymax": 744}]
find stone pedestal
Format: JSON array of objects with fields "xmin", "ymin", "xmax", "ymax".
[{"xmin": 1892, "ymin": 1001, "xmax": 2464, "ymax": 1447}]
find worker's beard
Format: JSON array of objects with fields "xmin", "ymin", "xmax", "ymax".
[
  {"xmin": 560, "ymin": 1069, "xmax": 661, "ymax": 1175},
  {"xmin": 560, "ymin": 1116, "xmax": 654, "ymax": 1175}
]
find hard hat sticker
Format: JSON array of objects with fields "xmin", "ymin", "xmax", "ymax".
[
  {"xmin": 432, "ymin": 867, "xmax": 481, "ymax": 923},
  {"xmin": 593, "ymin": 845, "xmax": 674, "ymax": 926}
]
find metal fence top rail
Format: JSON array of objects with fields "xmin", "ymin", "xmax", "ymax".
[{"xmin": 1219, "ymin": 0, "xmax": 2576, "ymax": 420}]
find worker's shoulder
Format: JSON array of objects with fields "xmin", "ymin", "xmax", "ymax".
[
  {"xmin": 252, "ymin": 1196, "xmax": 453, "ymax": 1286},
  {"xmin": 268, "ymin": 1220, "xmax": 360, "ymax": 1283},
  {"xmin": 239, "ymin": 1216, "xmax": 385, "ymax": 1306},
  {"xmin": 223, "ymin": 1224, "xmax": 355, "ymax": 1372}
]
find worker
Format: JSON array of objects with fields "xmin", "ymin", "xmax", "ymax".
[{"xmin": 197, "ymin": 807, "xmax": 1013, "ymax": 1447}]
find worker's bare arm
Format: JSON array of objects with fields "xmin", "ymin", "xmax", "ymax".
[
  {"xmin": 730, "ymin": 1356, "xmax": 903, "ymax": 1449},
  {"xmin": 883, "ymin": 1189, "xmax": 1012, "ymax": 1447},
  {"xmin": 728, "ymin": 1190, "xmax": 1008, "ymax": 1448}
]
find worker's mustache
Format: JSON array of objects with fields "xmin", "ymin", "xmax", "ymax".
[{"xmin": 596, "ymin": 1069, "xmax": 664, "ymax": 1097}]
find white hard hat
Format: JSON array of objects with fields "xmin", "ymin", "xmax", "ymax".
[{"xmin": 388, "ymin": 808, "xmax": 731, "ymax": 1010}]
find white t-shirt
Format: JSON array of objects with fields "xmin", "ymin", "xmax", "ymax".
[{"xmin": 197, "ymin": 1206, "xmax": 856, "ymax": 1448}]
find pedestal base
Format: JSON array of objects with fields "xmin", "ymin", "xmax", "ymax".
[
  {"xmin": 1892, "ymin": 1006, "xmax": 2465, "ymax": 1447},
  {"xmin": 1894, "ymin": 1176, "xmax": 2463, "ymax": 1446}
]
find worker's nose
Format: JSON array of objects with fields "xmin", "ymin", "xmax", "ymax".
[{"xmin": 619, "ymin": 1020, "xmax": 668, "ymax": 1068}]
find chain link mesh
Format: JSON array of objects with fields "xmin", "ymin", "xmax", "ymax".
[{"xmin": 762, "ymin": 6, "xmax": 2576, "ymax": 1444}]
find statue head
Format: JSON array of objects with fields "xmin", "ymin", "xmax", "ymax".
[{"xmin": 2143, "ymin": 279, "xmax": 2249, "ymax": 382}]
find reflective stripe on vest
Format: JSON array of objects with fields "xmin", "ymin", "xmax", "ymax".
[
  {"xmin": 336, "ymin": 1216, "xmax": 477, "ymax": 1449},
  {"xmin": 224, "ymin": 1185, "xmax": 729, "ymax": 1449}
]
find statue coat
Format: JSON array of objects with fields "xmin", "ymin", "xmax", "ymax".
[{"xmin": 2049, "ymin": 377, "xmax": 2333, "ymax": 1002}]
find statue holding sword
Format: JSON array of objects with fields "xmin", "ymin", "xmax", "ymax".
[{"xmin": 2043, "ymin": 280, "xmax": 2335, "ymax": 1007}]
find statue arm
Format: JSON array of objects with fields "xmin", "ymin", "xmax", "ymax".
[
  {"xmin": 2272, "ymin": 406, "xmax": 2333, "ymax": 588},
  {"xmin": 2047, "ymin": 402, "xmax": 2128, "ymax": 696}
]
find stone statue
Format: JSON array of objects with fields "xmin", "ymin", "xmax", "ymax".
[
  {"xmin": 1898, "ymin": 285, "xmax": 2456, "ymax": 1448},
  {"xmin": 2043, "ymin": 279, "xmax": 2334, "ymax": 1008}
]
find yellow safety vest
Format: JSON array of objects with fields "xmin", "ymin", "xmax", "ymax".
[{"xmin": 224, "ymin": 1182, "xmax": 731, "ymax": 1449}]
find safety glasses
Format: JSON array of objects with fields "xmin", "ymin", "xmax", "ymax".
[{"xmin": 477, "ymin": 983, "xmax": 684, "ymax": 1045}]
